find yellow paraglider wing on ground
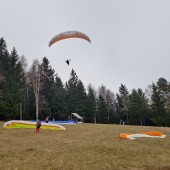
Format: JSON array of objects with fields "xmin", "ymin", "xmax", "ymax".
[{"xmin": 3, "ymin": 120, "xmax": 66, "ymax": 130}]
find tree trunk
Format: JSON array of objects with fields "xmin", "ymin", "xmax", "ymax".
[
  {"xmin": 139, "ymin": 116, "xmax": 143, "ymax": 126},
  {"xmin": 94, "ymin": 113, "xmax": 96, "ymax": 124},
  {"xmin": 20, "ymin": 103, "xmax": 22, "ymax": 120}
]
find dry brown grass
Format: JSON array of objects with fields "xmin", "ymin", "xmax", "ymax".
[{"xmin": 0, "ymin": 121, "xmax": 170, "ymax": 170}]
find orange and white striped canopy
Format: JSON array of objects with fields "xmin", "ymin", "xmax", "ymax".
[{"xmin": 49, "ymin": 31, "xmax": 91, "ymax": 47}]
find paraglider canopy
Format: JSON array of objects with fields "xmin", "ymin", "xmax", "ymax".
[
  {"xmin": 48, "ymin": 31, "xmax": 91, "ymax": 47},
  {"xmin": 119, "ymin": 131, "xmax": 166, "ymax": 140}
]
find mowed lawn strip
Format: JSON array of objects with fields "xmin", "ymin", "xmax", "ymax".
[{"xmin": 0, "ymin": 122, "xmax": 170, "ymax": 170}]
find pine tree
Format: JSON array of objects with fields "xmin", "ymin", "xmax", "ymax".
[
  {"xmin": 128, "ymin": 89, "xmax": 149, "ymax": 125},
  {"xmin": 119, "ymin": 84, "xmax": 129, "ymax": 123},
  {"xmin": 105, "ymin": 89, "xmax": 116, "ymax": 123},
  {"xmin": 66, "ymin": 69, "xmax": 79, "ymax": 114},
  {"xmin": 66, "ymin": 69, "xmax": 87, "ymax": 118},
  {"xmin": 0, "ymin": 38, "xmax": 9, "ymax": 93},
  {"xmin": 151, "ymin": 83, "xmax": 168, "ymax": 126},
  {"xmin": 97, "ymin": 94, "xmax": 108, "ymax": 123},
  {"xmin": 2, "ymin": 47, "xmax": 26, "ymax": 119},
  {"xmin": 0, "ymin": 38, "xmax": 10, "ymax": 119},
  {"xmin": 86, "ymin": 84, "xmax": 97, "ymax": 123},
  {"xmin": 115, "ymin": 84, "xmax": 129, "ymax": 124},
  {"xmin": 40, "ymin": 57, "xmax": 55, "ymax": 102},
  {"xmin": 76, "ymin": 80, "xmax": 87, "ymax": 116},
  {"xmin": 39, "ymin": 57, "xmax": 55, "ymax": 119},
  {"xmin": 156, "ymin": 78, "xmax": 170, "ymax": 113},
  {"xmin": 52, "ymin": 75, "xmax": 67, "ymax": 119},
  {"xmin": 97, "ymin": 85, "xmax": 116, "ymax": 123}
]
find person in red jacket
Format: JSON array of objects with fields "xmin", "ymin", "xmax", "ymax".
[{"xmin": 35, "ymin": 120, "xmax": 41, "ymax": 133}]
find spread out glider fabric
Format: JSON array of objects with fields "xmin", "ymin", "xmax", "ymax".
[
  {"xmin": 119, "ymin": 131, "xmax": 166, "ymax": 140},
  {"xmin": 3, "ymin": 120, "xmax": 66, "ymax": 130}
]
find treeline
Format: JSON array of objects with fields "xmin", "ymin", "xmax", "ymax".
[{"xmin": 0, "ymin": 37, "xmax": 170, "ymax": 126}]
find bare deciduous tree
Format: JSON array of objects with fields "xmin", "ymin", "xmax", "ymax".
[{"xmin": 28, "ymin": 59, "xmax": 41, "ymax": 120}]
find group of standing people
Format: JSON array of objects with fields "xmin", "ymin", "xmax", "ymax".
[{"xmin": 35, "ymin": 116, "xmax": 49, "ymax": 133}]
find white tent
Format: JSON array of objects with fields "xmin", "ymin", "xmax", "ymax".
[{"xmin": 71, "ymin": 113, "xmax": 83, "ymax": 120}]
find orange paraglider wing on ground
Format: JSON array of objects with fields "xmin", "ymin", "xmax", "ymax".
[
  {"xmin": 119, "ymin": 131, "xmax": 166, "ymax": 140},
  {"xmin": 119, "ymin": 133, "xmax": 133, "ymax": 140},
  {"xmin": 140, "ymin": 131, "xmax": 164, "ymax": 136}
]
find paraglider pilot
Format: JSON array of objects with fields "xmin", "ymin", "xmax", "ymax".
[
  {"xmin": 36, "ymin": 120, "xmax": 41, "ymax": 133},
  {"xmin": 65, "ymin": 59, "xmax": 71, "ymax": 65}
]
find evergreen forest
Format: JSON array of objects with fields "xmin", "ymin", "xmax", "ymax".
[{"xmin": 1, "ymin": 37, "xmax": 170, "ymax": 126}]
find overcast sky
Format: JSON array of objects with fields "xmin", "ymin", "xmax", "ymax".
[{"xmin": 0, "ymin": 0, "xmax": 170, "ymax": 93}]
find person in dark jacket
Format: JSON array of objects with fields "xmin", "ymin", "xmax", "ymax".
[
  {"xmin": 65, "ymin": 59, "xmax": 71, "ymax": 65},
  {"xmin": 45, "ymin": 116, "xmax": 49, "ymax": 123}
]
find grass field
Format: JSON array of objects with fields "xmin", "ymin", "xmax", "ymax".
[{"xmin": 0, "ymin": 121, "xmax": 170, "ymax": 170}]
